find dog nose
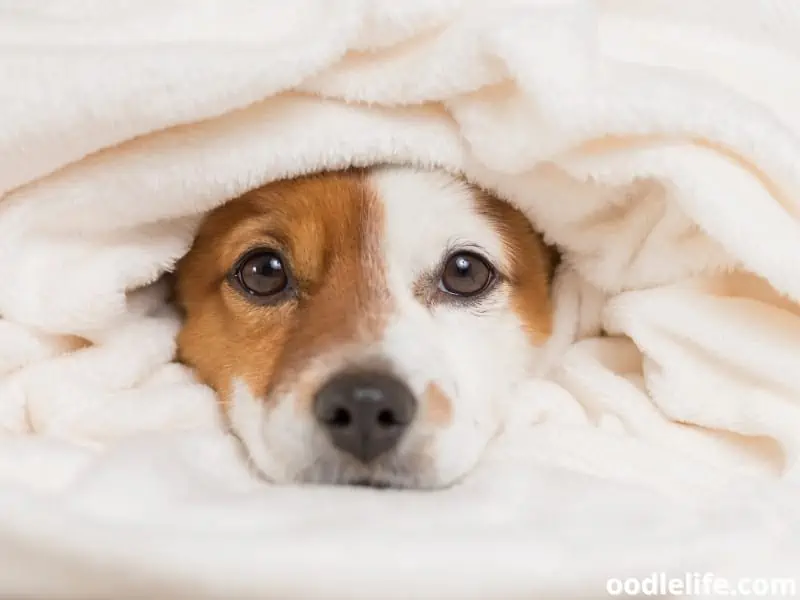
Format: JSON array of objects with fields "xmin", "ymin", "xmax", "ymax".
[{"xmin": 313, "ymin": 371, "xmax": 417, "ymax": 463}]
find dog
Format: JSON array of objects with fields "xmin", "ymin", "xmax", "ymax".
[{"xmin": 174, "ymin": 165, "xmax": 557, "ymax": 489}]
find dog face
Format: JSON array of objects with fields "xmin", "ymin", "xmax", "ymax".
[{"xmin": 175, "ymin": 166, "xmax": 554, "ymax": 489}]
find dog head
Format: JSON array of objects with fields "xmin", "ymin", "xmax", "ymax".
[{"xmin": 175, "ymin": 166, "xmax": 555, "ymax": 489}]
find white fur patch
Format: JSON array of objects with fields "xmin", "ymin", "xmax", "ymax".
[{"xmin": 372, "ymin": 166, "xmax": 547, "ymax": 485}]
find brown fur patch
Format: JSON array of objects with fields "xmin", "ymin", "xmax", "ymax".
[
  {"xmin": 174, "ymin": 169, "xmax": 390, "ymax": 411},
  {"xmin": 473, "ymin": 190, "xmax": 555, "ymax": 345},
  {"xmin": 423, "ymin": 382, "xmax": 453, "ymax": 427}
]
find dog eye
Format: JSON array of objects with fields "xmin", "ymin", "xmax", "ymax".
[
  {"xmin": 440, "ymin": 251, "xmax": 495, "ymax": 297},
  {"xmin": 235, "ymin": 250, "xmax": 289, "ymax": 297}
]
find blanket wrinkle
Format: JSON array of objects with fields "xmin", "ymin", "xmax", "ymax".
[{"xmin": 1, "ymin": 0, "xmax": 799, "ymax": 597}]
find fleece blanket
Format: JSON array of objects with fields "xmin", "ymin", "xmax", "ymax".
[{"xmin": 1, "ymin": 1, "xmax": 800, "ymax": 598}]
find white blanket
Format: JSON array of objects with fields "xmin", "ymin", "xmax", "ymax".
[{"xmin": 1, "ymin": 1, "xmax": 800, "ymax": 598}]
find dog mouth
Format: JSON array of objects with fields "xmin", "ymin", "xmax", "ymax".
[
  {"xmin": 304, "ymin": 467, "xmax": 419, "ymax": 490},
  {"xmin": 295, "ymin": 453, "xmax": 427, "ymax": 490},
  {"xmin": 347, "ymin": 477, "xmax": 398, "ymax": 490}
]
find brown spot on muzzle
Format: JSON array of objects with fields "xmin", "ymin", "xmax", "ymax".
[
  {"xmin": 174, "ymin": 169, "xmax": 392, "ymax": 412},
  {"xmin": 423, "ymin": 382, "xmax": 453, "ymax": 427}
]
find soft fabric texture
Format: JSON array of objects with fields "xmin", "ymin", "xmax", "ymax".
[{"xmin": 1, "ymin": 1, "xmax": 799, "ymax": 598}]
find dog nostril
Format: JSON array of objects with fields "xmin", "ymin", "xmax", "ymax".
[
  {"xmin": 377, "ymin": 408, "xmax": 399, "ymax": 428},
  {"xmin": 329, "ymin": 407, "xmax": 352, "ymax": 428}
]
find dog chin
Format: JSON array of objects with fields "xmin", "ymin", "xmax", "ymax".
[
  {"xmin": 293, "ymin": 455, "xmax": 443, "ymax": 490},
  {"xmin": 311, "ymin": 474, "xmax": 415, "ymax": 491}
]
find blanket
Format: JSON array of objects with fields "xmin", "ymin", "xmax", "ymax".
[{"xmin": 1, "ymin": 1, "xmax": 799, "ymax": 597}]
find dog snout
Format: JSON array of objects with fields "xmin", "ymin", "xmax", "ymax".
[{"xmin": 313, "ymin": 370, "xmax": 417, "ymax": 463}]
